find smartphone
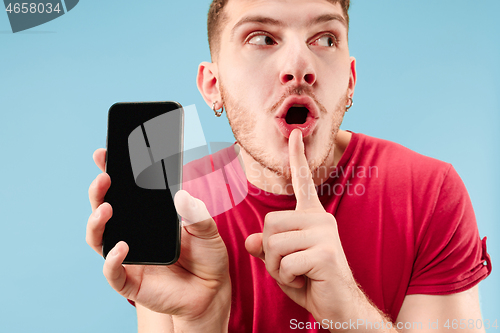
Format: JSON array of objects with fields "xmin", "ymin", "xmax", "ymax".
[{"xmin": 102, "ymin": 101, "xmax": 183, "ymax": 265}]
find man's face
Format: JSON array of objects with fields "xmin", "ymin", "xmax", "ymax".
[{"xmin": 216, "ymin": 0, "xmax": 355, "ymax": 179}]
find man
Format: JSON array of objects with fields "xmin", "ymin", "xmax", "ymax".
[{"xmin": 86, "ymin": 0, "xmax": 491, "ymax": 332}]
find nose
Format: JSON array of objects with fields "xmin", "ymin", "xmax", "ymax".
[{"xmin": 279, "ymin": 40, "xmax": 317, "ymax": 86}]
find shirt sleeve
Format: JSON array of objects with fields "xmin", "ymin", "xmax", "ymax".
[{"xmin": 407, "ymin": 165, "xmax": 492, "ymax": 295}]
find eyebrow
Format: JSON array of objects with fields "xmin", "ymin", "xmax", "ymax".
[{"xmin": 230, "ymin": 13, "xmax": 347, "ymax": 40}]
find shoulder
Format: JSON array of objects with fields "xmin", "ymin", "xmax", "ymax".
[
  {"xmin": 347, "ymin": 133, "xmax": 458, "ymax": 215},
  {"xmin": 352, "ymin": 132, "xmax": 452, "ymax": 178}
]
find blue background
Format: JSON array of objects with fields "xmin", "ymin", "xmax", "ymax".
[{"xmin": 0, "ymin": 0, "xmax": 498, "ymax": 331}]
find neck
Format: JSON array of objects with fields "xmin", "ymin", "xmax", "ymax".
[{"xmin": 235, "ymin": 130, "xmax": 352, "ymax": 195}]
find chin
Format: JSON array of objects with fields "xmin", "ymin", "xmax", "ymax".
[
  {"xmin": 273, "ymin": 145, "xmax": 326, "ymax": 180},
  {"xmin": 249, "ymin": 130, "xmax": 327, "ymax": 178},
  {"xmin": 304, "ymin": 135, "xmax": 325, "ymax": 164}
]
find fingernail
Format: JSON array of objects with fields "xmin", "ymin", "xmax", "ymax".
[
  {"xmin": 189, "ymin": 195, "xmax": 197, "ymax": 209},
  {"xmin": 291, "ymin": 128, "xmax": 301, "ymax": 140}
]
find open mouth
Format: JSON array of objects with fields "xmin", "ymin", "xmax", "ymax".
[
  {"xmin": 285, "ymin": 105, "xmax": 310, "ymax": 124},
  {"xmin": 275, "ymin": 102, "xmax": 318, "ymax": 139}
]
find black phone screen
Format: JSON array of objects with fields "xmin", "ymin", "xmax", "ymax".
[{"xmin": 103, "ymin": 101, "xmax": 183, "ymax": 265}]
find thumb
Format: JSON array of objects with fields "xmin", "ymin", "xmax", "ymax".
[
  {"xmin": 174, "ymin": 190, "xmax": 219, "ymax": 239},
  {"xmin": 103, "ymin": 241, "xmax": 131, "ymax": 297}
]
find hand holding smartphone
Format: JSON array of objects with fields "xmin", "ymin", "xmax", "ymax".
[
  {"xmin": 103, "ymin": 101, "xmax": 184, "ymax": 265},
  {"xmin": 86, "ymin": 101, "xmax": 231, "ymax": 325}
]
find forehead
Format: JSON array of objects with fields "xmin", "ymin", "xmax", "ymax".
[{"xmin": 223, "ymin": 0, "xmax": 346, "ymax": 30}]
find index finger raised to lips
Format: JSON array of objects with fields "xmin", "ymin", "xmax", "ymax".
[{"xmin": 288, "ymin": 129, "xmax": 323, "ymax": 211}]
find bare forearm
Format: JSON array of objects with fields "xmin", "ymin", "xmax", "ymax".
[
  {"xmin": 136, "ymin": 285, "xmax": 231, "ymax": 333},
  {"xmin": 172, "ymin": 289, "xmax": 231, "ymax": 333},
  {"xmin": 172, "ymin": 312, "xmax": 230, "ymax": 333},
  {"xmin": 319, "ymin": 288, "xmax": 397, "ymax": 333},
  {"xmin": 137, "ymin": 305, "xmax": 230, "ymax": 333},
  {"xmin": 330, "ymin": 300, "xmax": 396, "ymax": 333},
  {"xmin": 137, "ymin": 303, "xmax": 174, "ymax": 333}
]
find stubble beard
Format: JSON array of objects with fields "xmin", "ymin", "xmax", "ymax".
[{"xmin": 220, "ymin": 80, "xmax": 347, "ymax": 181}]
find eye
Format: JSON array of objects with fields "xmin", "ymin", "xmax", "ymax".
[
  {"xmin": 247, "ymin": 33, "xmax": 276, "ymax": 46},
  {"xmin": 311, "ymin": 34, "xmax": 338, "ymax": 47}
]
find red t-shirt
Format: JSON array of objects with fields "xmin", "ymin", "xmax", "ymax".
[{"xmin": 181, "ymin": 132, "xmax": 491, "ymax": 332}]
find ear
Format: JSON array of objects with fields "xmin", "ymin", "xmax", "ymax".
[
  {"xmin": 348, "ymin": 56, "xmax": 357, "ymax": 98},
  {"xmin": 197, "ymin": 61, "xmax": 222, "ymax": 110}
]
